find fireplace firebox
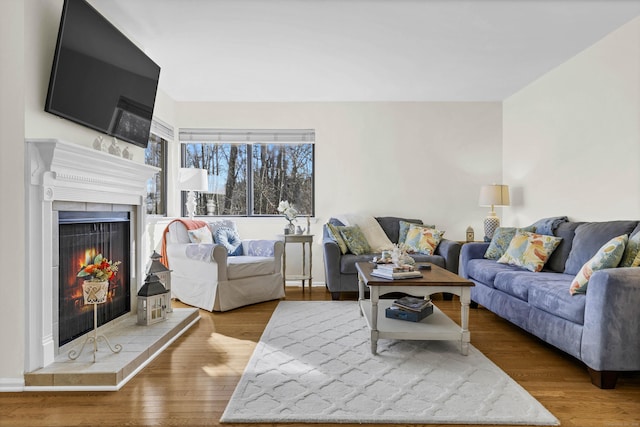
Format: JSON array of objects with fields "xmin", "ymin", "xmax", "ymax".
[{"xmin": 58, "ymin": 212, "xmax": 131, "ymax": 346}]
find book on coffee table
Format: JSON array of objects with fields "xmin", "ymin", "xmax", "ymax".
[
  {"xmin": 385, "ymin": 304, "xmax": 434, "ymax": 322},
  {"xmin": 370, "ymin": 269, "xmax": 422, "ymax": 280},
  {"xmin": 375, "ymin": 264, "xmax": 415, "ymax": 273},
  {"xmin": 393, "ymin": 296, "xmax": 432, "ymax": 312}
]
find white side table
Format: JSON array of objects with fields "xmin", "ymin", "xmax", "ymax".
[{"xmin": 281, "ymin": 234, "xmax": 314, "ymax": 292}]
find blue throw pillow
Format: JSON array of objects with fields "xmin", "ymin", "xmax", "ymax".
[{"xmin": 214, "ymin": 226, "xmax": 243, "ymax": 256}]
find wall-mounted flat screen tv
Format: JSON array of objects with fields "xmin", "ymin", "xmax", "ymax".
[{"xmin": 45, "ymin": 0, "xmax": 161, "ymax": 148}]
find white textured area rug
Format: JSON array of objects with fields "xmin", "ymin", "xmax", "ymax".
[{"xmin": 221, "ymin": 301, "xmax": 559, "ymax": 425}]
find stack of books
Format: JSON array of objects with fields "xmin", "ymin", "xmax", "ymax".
[
  {"xmin": 385, "ymin": 296, "xmax": 434, "ymax": 322},
  {"xmin": 370, "ymin": 264, "xmax": 422, "ymax": 280}
]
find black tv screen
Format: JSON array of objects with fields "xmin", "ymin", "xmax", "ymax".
[{"xmin": 45, "ymin": 0, "xmax": 160, "ymax": 148}]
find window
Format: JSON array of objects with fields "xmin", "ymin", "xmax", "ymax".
[
  {"xmin": 180, "ymin": 129, "xmax": 315, "ymax": 217},
  {"xmin": 144, "ymin": 119, "xmax": 171, "ymax": 216}
]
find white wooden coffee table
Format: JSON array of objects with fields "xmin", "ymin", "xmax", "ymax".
[{"xmin": 356, "ymin": 262, "xmax": 474, "ymax": 355}]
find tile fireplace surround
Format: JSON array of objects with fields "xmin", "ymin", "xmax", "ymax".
[{"xmin": 23, "ymin": 139, "xmax": 199, "ymax": 391}]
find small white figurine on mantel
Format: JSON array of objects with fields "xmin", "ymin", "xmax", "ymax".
[
  {"xmin": 108, "ymin": 138, "xmax": 121, "ymax": 156},
  {"xmin": 122, "ymin": 146, "xmax": 132, "ymax": 160},
  {"xmin": 93, "ymin": 135, "xmax": 106, "ymax": 151}
]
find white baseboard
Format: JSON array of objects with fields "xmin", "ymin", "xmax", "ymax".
[
  {"xmin": 0, "ymin": 377, "xmax": 25, "ymax": 392},
  {"xmin": 284, "ymin": 281, "xmax": 325, "ymax": 287}
]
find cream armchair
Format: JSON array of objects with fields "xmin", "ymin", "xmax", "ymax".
[{"xmin": 164, "ymin": 219, "xmax": 285, "ymax": 312}]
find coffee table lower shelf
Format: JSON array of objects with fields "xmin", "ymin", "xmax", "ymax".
[{"xmin": 359, "ymin": 299, "xmax": 466, "ymax": 353}]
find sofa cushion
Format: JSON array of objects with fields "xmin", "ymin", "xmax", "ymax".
[
  {"xmin": 326, "ymin": 223, "xmax": 349, "ymax": 254},
  {"xmin": 409, "ymin": 254, "xmax": 446, "ymax": 269},
  {"xmin": 528, "ymin": 280, "xmax": 586, "ymax": 325},
  {"xmin": 497, "ymin": 230, "xmax": 562, "ymax": 272},
  {"xmin": 398, "ymin": 219, "xmax": 434, "ymax": 245},
  {"xmin": 484, "ymin": 226, "xmax": 535, "ymax": 260},
  {"xmin": 403, "ymin": 224, "xmax": 445, "ymax": 255},
  {"xmin": 545, "ymin": 222, "xmax": 584, "ymax": 273},
  {"xmin": 208, "ymin": 219, "xmax": 238, "ymax": 237},
  {"xmin": 493, "ymin": 271, "xmax": 570, "ymax": 302},
  {"xmin": 569, "ymin": 234, "xmax": 627, "ymax": 295},
  {"xmin": 564, "ymin": 221, "xmax": 638, "ymax": 275},
  {"xmin": 619, "ymin": 229, "xmax": 640, "ymax": 267},
  {"xmin": 466, "ymin": 258, "xmax": 522, "ymax": 287},
  {"xmin": 227, "ymin": 256, "xmax": 274, "ymax": 280},
  {"xmin": 376, "ymin": 217, "xmax": 421, "ymax": 243},
  {"xmin": 328, "ymin": 218, "xmax": 346, "ymax": 227},
  {"xmin": 339, "ymin": 225, "xmax": 371, "ymax": 255},
  {"xmin": 187, "ymin": 226, "xmax": 213, "ymax": 244},
  {"xmin": 339, "ymin": 253, "xmax": 445, "ymax": 275},
  {"xmin": 527, "ymin": 216, "xmax": 569, "ymax": 236},
  {"xmin": 340, "ymin": 254, "xmax": 375, "ymax": 274},
  {"xmin": 214, "ymin": 226, "xmax": 243, "ymax": 256},
  {"xmin": 340, "ymin": 214, "xmax": 394, "ymax": 252},
  {"xmin": 243, "ymin": 240, "xmax": 276, "ymax": 257}
]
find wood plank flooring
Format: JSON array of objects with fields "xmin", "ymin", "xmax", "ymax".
[{"xmin": 1, "ymin": 287, "xmax": 638, "ymax": 427}]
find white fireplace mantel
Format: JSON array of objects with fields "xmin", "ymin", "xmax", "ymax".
[{"xmin": 25, "ymin": 138, "xmax": 159, "ymax": 372}]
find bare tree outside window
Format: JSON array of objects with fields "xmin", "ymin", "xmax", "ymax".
[
  {"xmin": 182, "ymin": 143, "xmax": 248, "ymax": 216},
  {"xmin": 181, "ymin": 141, "xmax": 314, "ymax": 217},
  {"xmin": 144, "ymin": 133, "xmax": 167, "ymax": 215},
  {"xmin": 252, "ymin": 143, "xmax": 313, "ymax": 216}
]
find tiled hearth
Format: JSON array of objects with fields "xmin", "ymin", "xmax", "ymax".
[{"xmin": 24, "ymin": 308, "xmax": 199, "ymax": 391}]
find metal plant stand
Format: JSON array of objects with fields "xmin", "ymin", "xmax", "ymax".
[{"xmin": 68, "ymin": 300, "xmax": 122, "ymax": 362}]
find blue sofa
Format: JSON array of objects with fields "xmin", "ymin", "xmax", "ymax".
[
  {"xmin": 323, "ymin": 216, "xmax": 461, "ymax": 300},
  {"xmin": 460, "ymin": 220, "xmax": 640, "ymax": 388}
]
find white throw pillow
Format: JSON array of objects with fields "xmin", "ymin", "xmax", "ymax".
[
  {"xmin": 340, "ymin": 214, "xmax": 394, "ymax": 252},
  {"xmin": 187, "ymin": 226, "xmax": 213, "ymax": 244}
]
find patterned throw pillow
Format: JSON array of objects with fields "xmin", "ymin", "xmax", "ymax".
[
  {"xmin": 245, "ymin": 240, "xmax": 275, "ymax": 257},
  {"xmin": 339, "ymin": 225, "xmax": 371, "ymax": 256},
  {"xmin": 187, "ymin": 226, "xmax": 214, "ymax": 244},
  {"xmin": 214, "ymin": 226, "xmax": 243, "ymax": 256},
  {"xmin": 619, "ymin": 232, "xmax": 640, "ymax": 267},
  {"xmin": 484, "ymin": 226, "xmax": 535, "ymax": 260},
  {"xmin": 403, "ymin": 224, "xmax": 445, "ymax": 255},
  {"xmin": 326, "ymin": 223, "xmax": 349, "ymax": 254},
  {"xmin": 569, "ymin": 234, "xmax": 628, "ymax": 295},
  {"xmin": 398, "ymin": 220, "xmax": 435, "ymax": 246},
  {"xmin": 497, "ymin": 230, "xmax": 562, "ymax": 272}
]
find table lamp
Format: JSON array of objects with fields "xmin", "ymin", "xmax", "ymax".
[
  {"xmin": 479, "ymin": 184, "xmax": 510, "ymax": 241},
  {"xmin": 178, "ymin": 168, "xmax": 208, "ymax": 220}
]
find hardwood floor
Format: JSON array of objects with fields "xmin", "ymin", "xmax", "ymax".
[{"xmin": 1, "ymin": 287, "xmax": 638, "ymax": 427}]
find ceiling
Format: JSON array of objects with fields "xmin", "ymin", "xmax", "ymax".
[{"xmin": 89, "ymin": 0, "xmax": 640, "ymax": 102}]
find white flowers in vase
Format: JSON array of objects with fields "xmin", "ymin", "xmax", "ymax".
[{"xmin": 277, "ymin": 200, "xmax": 298, "ymax": 233}]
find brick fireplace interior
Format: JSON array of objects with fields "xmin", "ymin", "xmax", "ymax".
[{"xmin": 57, "ymin": 211, "xmax": 131, "ymax": 346}]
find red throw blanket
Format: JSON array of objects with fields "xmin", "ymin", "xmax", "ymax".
[{"xmin": 160, "ymin": 219, "xmax": 208, "ymax": 267}]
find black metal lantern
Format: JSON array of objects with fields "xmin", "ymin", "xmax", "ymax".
[
  {"xmin": 137, "ymin": 273, "xmax": 169, "ymax": 325},
  {"xmin": 147, "ymin": 250, "xmax": 172, "ymax": 312}
]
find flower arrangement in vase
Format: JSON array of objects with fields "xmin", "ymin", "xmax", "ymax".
[
  {"xmin": 77, "ymin": 253, "xmax": 121, "ymax": 304},
  {"xmin": 277, "ymin": 200, "xmax": 298, "ymax": 234}
]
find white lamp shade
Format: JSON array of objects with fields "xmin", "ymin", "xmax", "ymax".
[
  {"xmin": 479, "ymin": 184, "xmax": 510, "ymax": 207},
  {"xmin": 178, "ymin": 168, "xmax": 208, "ymax": 191}
]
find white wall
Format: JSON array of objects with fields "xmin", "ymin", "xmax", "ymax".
[
  {"xmin": 24, "ymin": 0, "xmax": 175, "ymax": 157},
  {"xmin": 0, "ymin": 0, "xmax": 177, "ymax": 388},
  {"xmin": 503, "ymin": 16, "xmax": 640, "ymax": 227},
  {"xmin": 174, "ymin": 102, "xmax": 503, "ymax": 281},
  {"xmin": 0, "ymin": 0, "xmax": 26, "ymax": 388}
]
